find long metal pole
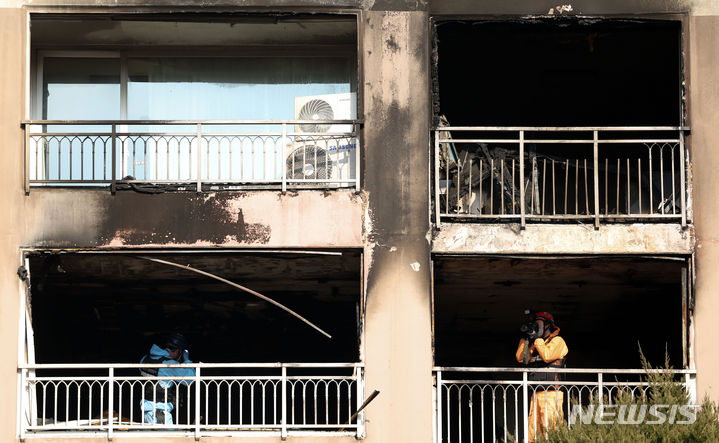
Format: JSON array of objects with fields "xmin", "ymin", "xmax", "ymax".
[
  {"xmin": 111, "ymin": 124, "xmax": 117, "ymax": 194},
  {"xmin": 339, "ymin": 389, "xmax": 379, "ymax": 432},
  {"xmin": 355, "ymin": 123, "xmax": 361, "ymax": 192},
  {"xmin": 281, "ymin": 123, "xmax": 287, "ymax": 193},
  {"xmin": 519, "ymin": 131, "xmax": 525, "ymax": 228},
  {"xmin": 522, "ymin": 371, "xmax": 528, "ymax": 443},
  {"xmin": 593, "ymin": 131, "xmax": 600, "ymax": 229},
  {"xmin": 24, "ymin": 126, "xmax": 30, "ymax": 194},
  {"xmin": 107, "ymin": 367, "xmax": 114, "ymax": 440},
  {"xmin": 281, "ymin": 365, "xmax": 288, "ymax": 440},
  {"xmin": 680, "ymin": 131, "xmax": 687, "ymax": 227},
  {"xmin": 136, "ymin": 256, "xmax": 331, "ymax": 339},
  {"xmin": 435, "ymin": 131, "xmax": 441, "ymax": 227},
  {"xmin": 196, "ymin": 124, "xmax": 202, "ymax": 193},
  {"xmin": 194, "ymin": 366, "xmax": 201, "ymax": 440},
  {"xmin": 437, "ymin": 371, "xmax": 443, "ymax": 443}
]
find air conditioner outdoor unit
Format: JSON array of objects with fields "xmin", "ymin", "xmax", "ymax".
[{"xmin": 289, "ymin": 93, "xmax": 357, "ymax": 183}]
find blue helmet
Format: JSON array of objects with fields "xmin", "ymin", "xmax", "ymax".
[{"xmin": 163, "ymin": 332, "xmax": 189, "ymax": 352}]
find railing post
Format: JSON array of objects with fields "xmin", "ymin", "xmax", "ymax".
[
  {"xmin": 19, "ymin": 368, "xmax": 26, "ymax": 440},
  {"xmin": 194, "ymin": 365, "xmax": 201, "ymax": 440},
  {"xmin": 434, "ymin": 130, "xmax": 441, "ymax": 228},
  {"xmin": 196, "ymin": 123, "xmax": 203, "ymax": 193},
  {"xmin": 111, "ymin": 124, "xmax": 117, "ymax": 194},
  {"xmin": 281, "ymin": 123, "xmax": 287, "ymax": 193},
  {"xmin": 354, "ymin": 123, "xmax": 361, "ymax": 192},
  {"xmin": 436, "ymin": 370, "xmax": 442, "ymax": 443},
  {"xmin": 281, "ymin": 365, "xmax": 287, "ymax": 440},
  {"xmin": 24, "ymin": 124, "xmax": 30, "ymax": 195},
  {"xmin": 355, "ymin": 366, "xmax": 365, "ymax": 438},
  {"xmin": 598, "ymin": 372, "xmax": 604, "ymax": 408},
  {"xmin": 522, "ymin": 370, "xmax": 529, "ymax": 443},
  {"xmin": 686, "ymin": 373, "xmax": 697, "ymax": 405},
  {"xmin": 108, "ymin": 367, "xmax": 114, "ymax": 441},
  {"xmin": 593, "ymin": 130, "xmax": 600, "ymax": 229},
  {"xmin": 680, "ymin": 131, "xmax": 687, "ymax": 227},
  {"xmin": 519, "ymin": 130, "xmax": 526, "ymax": 229}
]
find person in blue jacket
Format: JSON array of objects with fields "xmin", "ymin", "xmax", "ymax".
[{"xmin": 139, "ymin": 332, "xmax": 195, "ymax": 425}]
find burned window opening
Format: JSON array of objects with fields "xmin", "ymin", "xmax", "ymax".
[
  {"xmin": 432, "ymin": 19, "xmax": 685, "ymax": 223},
  {"xmin": 433, "ymin": 256, "xmax": 687, "ymax": 369},
  {"xmin": 432, "ymin": 18, "xmax": 682, "ymax": 127},
  {"xmin": 28, "ymin": 251, "xmax": 362, "ymax": 364}
]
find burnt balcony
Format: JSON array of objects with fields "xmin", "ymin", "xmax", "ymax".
[{"xmin": 433, "ymin": 127, "xmax": 689, "ymax": 228}]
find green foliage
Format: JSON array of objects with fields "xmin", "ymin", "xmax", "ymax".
[{"xmin": 541, "ymin": 349, "xmax": 719, "ymax": 443}]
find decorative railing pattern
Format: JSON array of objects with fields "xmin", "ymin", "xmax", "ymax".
[
  {"xmin": 434, "ymin": 367, "xmax": 697, "ymax": 443},
  {"xmin": 434, "ymin": 127, "xmax": 689, "ymax": 227},
  {"xmin": 18, "ymin": 362, "xmax": 364, "ymax": 439},
  {"xmin": 22, "ymin": 120, "xmax": 360, "ymax": 192}
]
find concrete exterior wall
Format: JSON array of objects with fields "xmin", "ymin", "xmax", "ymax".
[
  {"xmin": 361, "ymin": 10, "xmax": 433, "ymax": 443},
  {"xmin": 434, "ymin": 223, "xmax": 694, "ymax": 254},
  {"xmin": 0, "ymin": 0, "xmax": 718, "ymax": 441},
  {"xmin": 24, "ymin": 190, "xmax": 364, "ymax": 248},
  {"xmin": 688, "ymin": 15, "xmax": 719, "ymax": 402},
  {"xmin": 0, "ymin": 6, "xmax": 26, "ymax": 440}
]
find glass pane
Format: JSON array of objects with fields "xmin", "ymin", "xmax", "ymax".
[
  {"xmin": 39, "ymin": 57, "xmax": 120, "ymax": 183},
  {"xmin": 127, "ymin": 57, "xmax": 352, "ymax": 121},
  {"xmin": 126, "ymin": 57, "xmax": 354, "ymax": 182},
  {"xmin": 43, "ymin": 57, "xmax": 120, "ymax": 120}
]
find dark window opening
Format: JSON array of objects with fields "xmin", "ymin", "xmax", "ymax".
[
  {"xmin": 29, "ymin": 251, "xmax": 362, "ymax": 364},
  {"xmin": 433, "ymin": 256, "xmax": 686, "ymax": 368},
  {"xmin": 434, "ymin": 19, "xmax": 682, "ymax": 127}
]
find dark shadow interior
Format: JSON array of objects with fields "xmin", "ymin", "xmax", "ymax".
[
  {"xmin": 435, "ymin": 19, "xmax": 682, "ymax": 126},
  {"xmin": 29, "ymin": 251, "xmax": 361, "ymax": 364},
  {"xmin": 434, "ymin": 256, "xmax": 686, "ymax": 368}
]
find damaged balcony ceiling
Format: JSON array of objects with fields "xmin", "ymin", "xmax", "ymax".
[
  {"xmin": 433, "ymin": 256, "xmax": 685, "ymax": 367},
  {"xmin": 31, "ymin": 15, "xmax": 357, "ymax": 47},
  {"xmin": 28, "ymin": 251, "xmax": 361, "ymax": 363}
]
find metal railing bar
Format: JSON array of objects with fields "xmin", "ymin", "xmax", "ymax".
[
  {"xmin": 436, "ymin": 138, "xmax": 682, "ymax": 144},
  {"xmin": 21, "ymin": 362, "xmax": 363, "ymax": 369},
  {"xmin": 23, "ymin": 119, "xmax": 362, "ymax": 126},
  {"xmin": 439, "ymin": 213, "xmax": 682, "ymax": 220},
  {"xmin": 433, "ymin": 366, "xmax": 696, "ymax": 374},
  {"xmin": 440, "ymin": 380, "xmax": 667, "ymax": 387},
  {"xmin": 432, "ymin": 126, "xmax": 688, "ymax": 131}
]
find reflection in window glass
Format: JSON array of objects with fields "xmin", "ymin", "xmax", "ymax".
[
  {"xmin": 43, "ymin": 57, "xmax": 120, "ymax": 120},
  {"xmin": 37, "ymin": 55, "xmax": 356, "ymax": 184},
  {"xmin": 41, "ymin": 58, "xmax": 120, "ymax": 182},
  {"xmin": 127, "ymin": 57, "xmax": 352, "ymax": 120}
]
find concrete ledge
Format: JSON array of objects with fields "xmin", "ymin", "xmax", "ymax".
[
  {"xmin": 432, "ymin": 222, "xmax": 694, "ymax": 255},
  {"xmin": 24, "ymin": 189, "xmax": 365, "ymax": 248}
]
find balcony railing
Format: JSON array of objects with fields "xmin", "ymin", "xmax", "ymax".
[
  {"xmin": 22, "ymin": 120, "xmax": 361, "ymax": 193},
  {"xmin": 18, "ymin": 362, "xmax": 364, "ymax": 439},
  {"xmin": 433, "ymin": 127, "xmax": 689, "ymax": 227},
  {"xmin": 434, "ymin": 367, "xmax": 697, "ymax": 443}
]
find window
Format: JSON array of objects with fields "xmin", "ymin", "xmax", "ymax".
[
  {"xmin": 28, "ymin": 15, "xmax": 360, "ymax": 188},
  {"xmin": 432, "ymin": 19, "xmax": 688, "ymax": 224}
]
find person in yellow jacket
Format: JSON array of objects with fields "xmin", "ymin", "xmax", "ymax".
[{"xmin": 515, "ymin": 311, "xmax": 568, "ymax": 442}]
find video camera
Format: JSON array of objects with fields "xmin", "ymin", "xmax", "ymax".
[{"xmin": 519, "ymin": 309, "xmax": 541, "ymax": 341}]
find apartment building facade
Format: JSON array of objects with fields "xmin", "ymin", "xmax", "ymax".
[{"xmin": 0, "ymin": 0, "xmax": 718, "ymax": 442}]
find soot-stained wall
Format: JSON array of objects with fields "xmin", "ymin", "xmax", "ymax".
[{"xmin": 24, "ymin": 189, "xmax": 364, "ymax": 248}]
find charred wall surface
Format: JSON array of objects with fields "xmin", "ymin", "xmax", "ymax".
[{"xmin": 24, "ymin": 189, "xmax": 364, "ymax": 248}]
